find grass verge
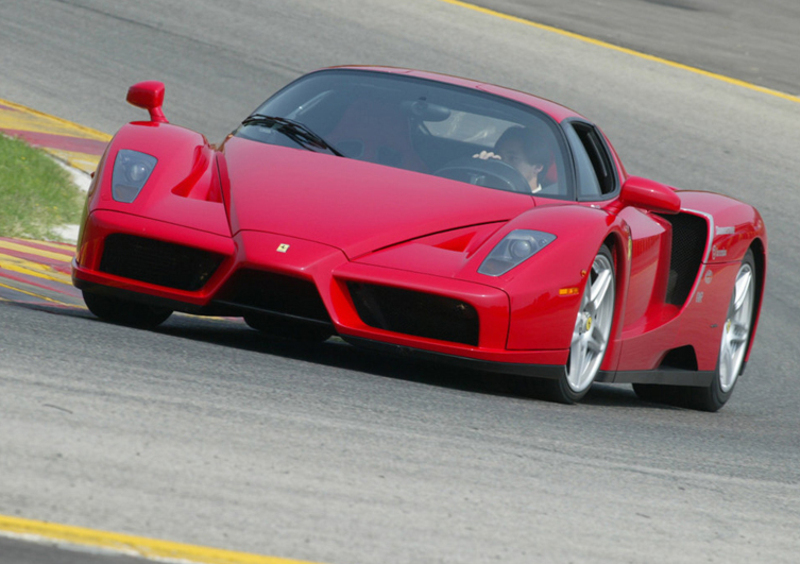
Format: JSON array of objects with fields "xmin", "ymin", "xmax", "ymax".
[{"xmin": 0, "ymin": 134, "xmax": 84, "ymax": 241}]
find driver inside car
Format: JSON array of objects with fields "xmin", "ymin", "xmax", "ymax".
[{"xmin": 474, "ymin": 126, "xmax": 550, "ymax": 193}]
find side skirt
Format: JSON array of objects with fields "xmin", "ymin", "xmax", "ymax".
[{"xmin": 596, "ymin": 368, "xmax": 715, "ymax": 387}]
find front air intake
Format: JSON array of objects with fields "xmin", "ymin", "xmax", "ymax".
[
  {"xmin": 348, "ymin": 282, "xmax": 479, "ymax": 346},
  {"xmin": 218, "ymin": 269, "xmax": 331, "ymax": 323},
  {"xmin": 99, "ymin": 234, "xmax": 224, "ymax": 291}
]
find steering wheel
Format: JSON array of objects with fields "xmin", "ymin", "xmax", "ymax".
[{"xmin": 433, "ymin": 156, "xmax": 531, "ymax": 194}]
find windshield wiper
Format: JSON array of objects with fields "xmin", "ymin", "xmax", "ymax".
[{"xmin": 242, "ymin": 114, "xmax": 343, "ymax": 157}]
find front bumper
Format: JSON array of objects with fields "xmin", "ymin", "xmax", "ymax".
[{"xmin": 73, "ymin": 210, "xmax": 570, "ymax": 370}]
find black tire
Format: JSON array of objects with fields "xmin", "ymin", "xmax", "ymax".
[
  {"xmin": 540, "ymin": 245, "xmax": 616, "ymax": 404},
  {"xmin": 83, "ymin": 291, "xmax": 172, "ymax": 329},
  {"xmin": 244, "ymin": 313, "xmax": 333, "ymax": 343}
]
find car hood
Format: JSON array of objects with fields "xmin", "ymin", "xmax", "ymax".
[{"xmin": 221, "ymin": 138, "xmax": 535, "ymax": 258}]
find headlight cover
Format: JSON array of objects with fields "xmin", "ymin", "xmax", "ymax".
[
  {"xmin": 112, "ymin": 150, "xmax": 157, "ymax": 203},
  {"xmin": 478, "ymin": 229, "xmax": 556, "ymax": 276}
]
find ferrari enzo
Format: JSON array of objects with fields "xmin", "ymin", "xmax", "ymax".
[{"xmin": 72, "ymin": 66, "xmax": 767, "ymax": 410}]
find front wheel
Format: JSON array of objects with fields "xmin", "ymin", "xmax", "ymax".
[{"xmin": 543, "ymin": 245, "xmax": 616, "ymax": 404}]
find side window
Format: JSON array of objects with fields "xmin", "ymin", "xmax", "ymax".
[{"xmin": 565, "ymin": 122, "xmax": 617, "ymax": 199}]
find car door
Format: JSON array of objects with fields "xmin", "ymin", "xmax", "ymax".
[{"xmin": 565, "ymin": 120, "xmax": 679, "ymax": 369}]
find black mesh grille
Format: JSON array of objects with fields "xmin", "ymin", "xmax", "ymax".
[
  {"xmin": 661, "ymin": 212, "xmax": 707, "ymax": 306},
  {"xmin": 99, "ymin": 234, "xmax": 224, "ymax": 291},
  {"xmin": 219, "ymin": 269, "xmax": 330, "ymax": 322},
  {"xmin": 347, "ymin": 282, "xmax": 479, "ymax": 346}
]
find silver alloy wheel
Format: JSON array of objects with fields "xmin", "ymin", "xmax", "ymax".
[
  {"xmin": 566, "ymin": 252, "xmax": 615, "ymax": 393},
  {"xmin": 718, "ymin": 262, "xmax": 755, "ymax": 392}
]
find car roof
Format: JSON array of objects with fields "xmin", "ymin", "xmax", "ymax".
[{"xmin": 328, "ymin": 65, "xmax": 587, "ymax": 124}]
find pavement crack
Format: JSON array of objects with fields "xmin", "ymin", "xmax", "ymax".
[{"xmin": 42, "ymin": 403, "xmax": 73, "ymax": 414}]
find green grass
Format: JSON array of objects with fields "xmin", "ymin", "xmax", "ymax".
[{"xmin": 0, "ymin": 134, "xmax": 84, "ymax": 241}]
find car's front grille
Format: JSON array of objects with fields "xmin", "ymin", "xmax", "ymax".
[
  {"xmin": 218, "ymin": 269, "xmax": 331, "ymax": 322},
  {"xmin": 99, "ymin": 234, "xmax": 224, "ymax": 291},
  {"xmin": 347, "ymin": 282, "xmax": 479, "ymax": 346}
]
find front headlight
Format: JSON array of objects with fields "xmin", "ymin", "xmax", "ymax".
[
  {"xmin": 478, "ymin": 229, "xmax": 556, "ymax": 276},
  {"xmin": 112, "ymin": 149, "xmax": 157, "ymax": 203}
]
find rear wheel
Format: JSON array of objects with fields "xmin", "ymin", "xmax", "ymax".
[
  {"xmin": 633, "ymin": 249, "xmax": 757, "ymax": 411},
  {"xmin": 83, "ymin": 291, "xmax": 172, "ymax": 329},
  {"xmin": 543, "ymin": 245, "xmax": 616, "ymax": 404},
  {"xmin": 244, "ymin": 313, "xmax": 333, "ymax": 342},
  {"xmin": 688, "ymin": 249, "xmax": 757, "ymax": 411}
]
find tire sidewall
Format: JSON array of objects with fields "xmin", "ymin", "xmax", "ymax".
[{"xmin": 707, "ymin": 249, "xmax": 757, "ymax": 409}]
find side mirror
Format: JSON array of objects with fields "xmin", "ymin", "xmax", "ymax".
[
  {"xmin": 618, "ymin": 176, "xmax": 680, "ymax": 214},
  {"xmin": 126, "ymin": 81, "xmax": 169, "ymax": 124}
]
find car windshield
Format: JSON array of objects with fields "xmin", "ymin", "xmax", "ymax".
[{"xmin": 238, "ymin": 69, "xmax": 570, "ymax": 199}]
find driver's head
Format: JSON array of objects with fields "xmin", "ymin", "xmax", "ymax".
[{"xmin": 495, "ymin": 126, "xmax": 549, "ymax": 189}]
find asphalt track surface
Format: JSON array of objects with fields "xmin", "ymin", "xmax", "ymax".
[
  {"xmin": 469, "ymin": 0, "xmax": 800, "ymax": 97},
  {"xmin": 1, "ymin": 1, "xmax": 799, "ymax": 563}
]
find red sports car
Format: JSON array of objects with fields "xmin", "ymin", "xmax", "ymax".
[{"xmin": 72, "ymin": 66, "xmax": 766, "ymax": 410}]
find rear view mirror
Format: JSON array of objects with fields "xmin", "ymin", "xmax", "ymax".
[
  {"xmin": 619, "ymin": 176, "xmax": 681, "ymax": 214},
  {"xmin": 126, "ymin": 81, "xmax": 168, "ymax": 123}
]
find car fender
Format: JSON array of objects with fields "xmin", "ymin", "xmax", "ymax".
[
  {"xmin": 678, "ymin": 190, "xmax": 767, "ymax": 365},
  {"xmin": 85, "ymin": 122, "xmax": 229, "ymax": 238},
  {"xmin": 460, "ymin": 204, "xmax": 630, "ymax": 353}
]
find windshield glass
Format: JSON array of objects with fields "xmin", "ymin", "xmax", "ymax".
[{"xmin": 238, "ymin": 69, "xmax": 570, "ymax": 198}]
